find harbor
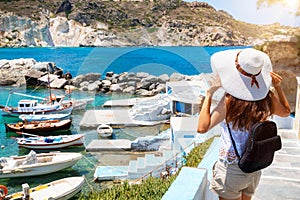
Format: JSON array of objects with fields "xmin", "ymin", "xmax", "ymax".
[
  {"xmin": 1, "ymin": 72, "xmax": 300, "ymax": 199},
  {"xmin": 0, "ymin": 73, "xmax": 211, "ymax": 195},
  {"xmin": 0, "ymin": 40, "xmax": 298, "ymax": 199}
]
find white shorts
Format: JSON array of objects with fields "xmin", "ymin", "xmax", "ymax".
[{"xmin": 210, "ymin": 160, "xmax": 262, "ymax": 199}]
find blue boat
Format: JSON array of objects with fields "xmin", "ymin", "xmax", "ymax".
[{"xmin": 19, "ymin": 113, "xmax": 71, "ymax": 122}]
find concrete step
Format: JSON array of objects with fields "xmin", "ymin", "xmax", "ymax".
[
  {"xmin": 262, "ymin": 166, "xmax": 300, "ymax": 181},
  {"xmin": 254, "ymin": 177, "xmax": 300, "ymax": 200},
  {"xmin": 128, "ymin": 160, "xmax": 137, "ymax": 173},
  {"xmin": 281, "ymin": 139, "xmax": 300, "ymax": 148},
  {"xmin": 162, "ymin": 150, "xmax": 176, "ymax": 161},
  {"xmin": 278, "ymin": 129, "xmax": 298, "ymax": 140},
  {"xmin": 145, "ymin": 154, "xmax": 164, "ymax": 167},
  {"xmin": 137, "ymin": 157, "xmax": 146, "ymax": 169},
  {"xmin": 279, "ymin": 146, "xmax": 300, "ymax": 155},
  {"xmin": 273, "ymin": 153, "xmax": 300, "ymax": 168}
]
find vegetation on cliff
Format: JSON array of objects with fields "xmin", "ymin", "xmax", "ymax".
[{"xmin": 0, "ymin": 0, "xmax": 299, "ymax": 47}]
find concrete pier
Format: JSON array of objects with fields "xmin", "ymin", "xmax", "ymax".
[
  {"xmin": 86, "ymin": 139, "xmax": 132, "ymax": 151},
  {"xmin": 79, "ymin": 109, "xmax": 167, "ymax": 128}
]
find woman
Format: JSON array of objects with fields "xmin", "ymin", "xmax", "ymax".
[{"xmin": 197, "ymin": 48, "xmax": 290, "ymax": 200}]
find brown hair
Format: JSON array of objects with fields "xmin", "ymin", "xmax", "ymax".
[{"xmin": 225, "ymin": 91, "xmax": 273, "ymax": 131}]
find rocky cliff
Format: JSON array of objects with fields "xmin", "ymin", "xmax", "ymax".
[
  {"xmin": 0, "ymin": 0, "xmax": 299, "ymax": 47},
  {"xmin": 259, "ymin": 40, "xmax": 300, "ymax": 112}
]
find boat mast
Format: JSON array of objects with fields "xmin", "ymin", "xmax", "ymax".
[
  {"xmin": 47, "ymin": 65, "xmax": 52, "ymax": 104},
  {"xmin": 5, "ymin": 91, "xmax": 12, "ymax": 107}
]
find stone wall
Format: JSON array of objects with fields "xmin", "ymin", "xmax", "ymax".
[{"xmin": 262, "ymin": 40, "xmax": 300, "ymax": 113}]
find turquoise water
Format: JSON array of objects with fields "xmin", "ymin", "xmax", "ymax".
[
  {"xmin": 0, "ymin": 86, "xmax": 167, "ymax": 197},
  {"xmin": 0, "ymin": 46, "xmax": 249, "ymax": 197},
  {"xmin": 0, "ymin": 46, "xmax": 249, "ymax": 77}
]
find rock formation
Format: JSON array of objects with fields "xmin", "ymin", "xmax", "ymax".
[
  {"xmin": 0, "ymin": 1, "xmax": 299, "ymax": 47},
  {"xmin": 0, "ymin": 58, "xmax": 63, "ymax": 86},
  {"xmin": 259, "ymin": 40, "xmax": 300, "ymax": 113}
]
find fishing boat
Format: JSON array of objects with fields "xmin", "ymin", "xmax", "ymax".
[
  {"xmin": 4, "ymin": 176, "xmax": 85, "ymax": 200},
  {"xmin": 1, "ymin": 92, "xmax": 73, "ymax": 117},
  {"xmin": 0, "ymin": 151, "xmax": 82, "ymax": 178},
  {"xmin": 19, "ymin": 113, "xmax": 70, "ymax": 122},
  {"xmin": 97, "ymin": 124, "xmax": 113, "ymax": 137},
  {"xmin": 5, "ymin": 119, "xmax": 72, "ymax": 133},
  {"xmin": 16, "ymin": 133, "xmax": 85, "ymax": 150}
]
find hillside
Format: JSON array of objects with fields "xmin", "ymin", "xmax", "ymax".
[{"xmin": 0, "ymin": 0, "xmax": 299, "ymax": 47}]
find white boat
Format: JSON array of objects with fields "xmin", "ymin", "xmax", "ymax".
[
  {"xmin": 19, "ymin": 113, "xmax": 71, "ymax": 122},
  {"xmin": 1, "ymin": 92, "xmax": 73, "ymax": 117},
  {"xmin": 0, "ymin": 151, "xmax": 82, "ymax": 178},
  {"xmin": 94, "ymin": 166, "xmax": 128, "ymax": 181},
  {"xmin": 17, "ymin": 134, "xmax": 85, "ymax": 150},
  {"xmin": 63, "ymin": 98, "xmax": 94, "ymax": 110},
  {"xmin": 97, "ymin": 124, "xmax": 113, "ymax": 137},
  {"xmin": 129, "ymin": 94, "xmax": 172, "ymax": 121},
  {"xmin": 5, "ymin": 176, "xmax": 85, "ymax": 200}
]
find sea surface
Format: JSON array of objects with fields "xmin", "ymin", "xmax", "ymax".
[{"xmin": 0, "ymin": 46, "xmax": 248, "ymax": 197}]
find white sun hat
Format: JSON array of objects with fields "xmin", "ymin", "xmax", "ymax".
[{"xmin": 211, "ymin": 48, "xmax": 272, "ymax": 101}]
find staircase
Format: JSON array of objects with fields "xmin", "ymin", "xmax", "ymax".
[
  {"xmin": 253, "ymin": 129, "xmax": 300, "ymax": 200},
  {"xmin": 127, "ymin": 150, "xmax": 183, "ymax": 180}
]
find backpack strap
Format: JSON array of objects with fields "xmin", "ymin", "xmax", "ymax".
[{"xmin": 226, "ymin": 123, "xmax": 241, "ymax": 159}]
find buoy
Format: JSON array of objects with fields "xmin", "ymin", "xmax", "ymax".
[
  {"xmin": 65, "ymin": 89, "xmax": 72, "ymax": 94},
  {"xmin": 50, "ymin": 94, "xmax": 56, "ymax": 101},
  {"xmin": 0, "ymin": 185, "xmax": 8, "ymax": 199},
  {"xmin": 1, "ymin": 145, "xmax": 4, "ymax": 149}
]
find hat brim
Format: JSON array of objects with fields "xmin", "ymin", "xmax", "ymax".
[{"xmin": 211, "ymin": 49, "xmax": 272, "ymax": 101}]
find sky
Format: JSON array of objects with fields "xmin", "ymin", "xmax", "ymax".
[{"xmin": 184, "ymin": 0, "xmax": 300, "ymax": 27}]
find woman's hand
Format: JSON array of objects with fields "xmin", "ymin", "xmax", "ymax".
[
  {"xmin": 270, "ymin": 71, "xmax": 282, "ymax": 88},
  {"xmin": 270, "ymin": 71, "xmax": 291, "ymax": 117},
  {"xmin": 206, "ymin": 75, "xmax": 221, "ymax": 95}
]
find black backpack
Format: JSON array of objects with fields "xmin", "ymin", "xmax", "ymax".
[{"xmin": 227, "ymin": 121, "xmax": 282, "ymax": 173}]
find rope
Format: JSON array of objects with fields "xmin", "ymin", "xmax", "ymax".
[
  {"xmin": 83, "ymin": 175, "xmax": 94, "ymax": 192},
  {"xmin": 82, "ymin": 154, "xmax": 97, "ymax": 168},
  {"xmin": 81, "ymin": 155, "xmax": 99, "ymax": 192}
]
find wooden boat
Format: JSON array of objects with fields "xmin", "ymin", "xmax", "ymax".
[
  {"xmin": 0, "ymin": 151, "xmax": 82, "ymax": 178},
  {"xmin": 4, "ymin": 176, "xmax": 85, "ymax": 200},
  {"xmin": 19, "ymin": 113, "xmax": 70, "ymax": 122},
  {"xmin": 17, "ymin": 133, "xmax": 85, "ymax": 150},
  {"xmin": 97, "ymin": 124, "xmax": 113, "ymax": 137},
  {"xmin": 1, "ymin": 92, "xmax": 73, "ymax": 117},
  {"xmin": 5, "ymin": 119, "xmax": 72, "ymax": 133}
]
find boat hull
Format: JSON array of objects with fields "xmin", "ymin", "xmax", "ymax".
[
  {"xmin": 17, "ymin": 134, "xmax": 84, "ymax": 150},
  {"xmin": 2, "ymin": 103, "xmax": 73, "ymax": 118},
  {"xmin": 5, "ymin": 119, "xmax": 72, "ymax": 133},
  {"xmin": 0, "ymin": 152, "xmax": 82, "ymax": 178},
  {"xmin": 19, "ymin": 113, "xmax": 71, "ymax": 122},
  {"xmin": 97, "ymin": 124, "xmax": 113, "ymax": 137},
  {"xmin": 7, "ymin": 176, "xmax": 85, "ymax": 200}
]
